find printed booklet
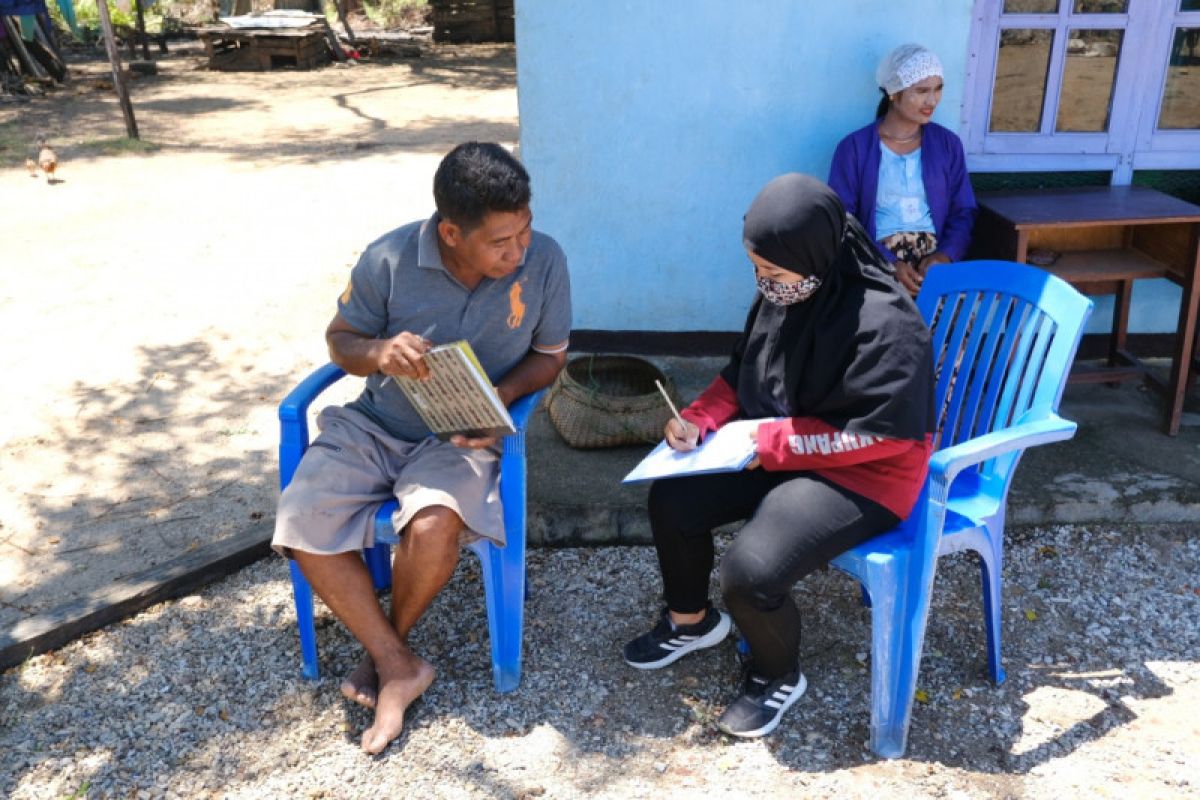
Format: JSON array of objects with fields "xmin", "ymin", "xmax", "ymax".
[{"xmin": 394, "ymin": 341, "xmax": 516, "ymax": 439}]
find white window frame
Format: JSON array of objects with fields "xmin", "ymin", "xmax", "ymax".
[{"xmin": 962, "ymin": 0, "xmax": 1200, "ymax": 182}]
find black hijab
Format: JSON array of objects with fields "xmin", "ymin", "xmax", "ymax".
[{"xmin": 722, "ymin": 174, "xmax": 933, "ymax": 440}]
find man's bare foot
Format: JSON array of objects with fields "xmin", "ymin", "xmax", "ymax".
[
  {"xmin": 340, "ymin": 654, "xmax": 378, "ymax": 710},
  {"xmin": 360, "ymin": 652, "xmax": 436, "ymax": 755}
]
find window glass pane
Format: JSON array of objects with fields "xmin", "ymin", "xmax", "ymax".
[
  {"xmin": 1160, "ymin": 27, "xmax": 1200, "ymax": 129},
  {"xmin": 1003, "ymin": 0, "xmax": 1058, "ymax": 11},
  {"xmin": 1056, "ymin": 29, "xmax": 1122, "ymax": 132},
  {"xmin": 990, "ymin": 29, "xmax": 1054, "ymax": 132},
  {"xmin": 1073, "ymin": 1, "xmax": 1128, "ymax": 11},
  {"xmin": 1181, "ymin": 1, "xmax": 1200, "ymax": 10}
]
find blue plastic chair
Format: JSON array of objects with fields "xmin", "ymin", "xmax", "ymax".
[
  {"xmin": 828, "ymin": 260, "xmax": 1093, "ymax": 758},
  {"xmin": 278, "ymin": 363, "xmax": 544, "ymax": 693}
]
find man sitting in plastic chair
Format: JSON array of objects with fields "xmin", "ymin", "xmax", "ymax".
[{"xmin": 273, "ymin": 142, "xmax": 571, "ymax": 754}]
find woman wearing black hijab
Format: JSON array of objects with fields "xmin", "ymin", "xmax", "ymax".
[{"xmin": 623, "ymin": 174, "xmax": 934, "ymax": 738}]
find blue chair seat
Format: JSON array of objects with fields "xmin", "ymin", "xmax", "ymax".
[{"xmin": 278, "ymin": 363, "xmax": 543, "ymax": 694}]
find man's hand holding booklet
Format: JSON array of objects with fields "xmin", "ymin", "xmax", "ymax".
[{"xmin": 391, "ymin": 340, "xmax": 516, "ymax": 441}]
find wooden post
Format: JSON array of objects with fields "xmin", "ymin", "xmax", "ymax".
[
  {"xmin": 134, "ymin": 0, "xmax": 150, "ymax": 60},
  {"xmin": 95, "ymin": 0, "xmax": 139, "ymax": 139},
  {"xmin": 336, "ymin": 0, "xmax": 357, "ymax": 45},
  {"xmin": 320, "ymin": 17, "xmax": 347, "ymax": 62}
]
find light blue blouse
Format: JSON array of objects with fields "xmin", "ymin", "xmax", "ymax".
[{"xmin": 874, "ymin": 143, "xmax": 935, "ymax": 240}]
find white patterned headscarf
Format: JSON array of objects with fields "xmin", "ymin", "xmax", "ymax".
[{"xmin": 876, "ymin": 44, "xmax": 943, "ymax": 95}]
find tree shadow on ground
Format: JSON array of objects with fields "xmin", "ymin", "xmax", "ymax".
[
  {"xmin": 0, "ymin": 338, "xmax": 294, "ymax": 637},
  {"xmin": 0, "ymin": 44, "xmax": 518, "ymax": 168}
]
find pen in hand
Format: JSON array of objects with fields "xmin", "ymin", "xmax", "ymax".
[
  {"xmin": 655, "ymin": 379, "xmax": 697, "ymax": 451},
  {"xmin": 381, "ymin": 323, "xmax": 437, "ymax": 387}
]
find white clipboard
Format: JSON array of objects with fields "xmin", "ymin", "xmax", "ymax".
[{"xmin": 621, "ymin": 419, "xmax": 776, "ymax": 483}]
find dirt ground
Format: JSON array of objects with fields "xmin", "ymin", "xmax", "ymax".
[{"xmin": 0, "ymin": 40, "xmax": 518, "ymax": 633}]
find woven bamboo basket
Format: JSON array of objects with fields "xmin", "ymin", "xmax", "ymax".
[{"xmin": 546, "ymin": 355, "xmax": 683, "ymax": 449}]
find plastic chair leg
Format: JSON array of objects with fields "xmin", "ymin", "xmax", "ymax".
[
  {"xmin": 289, "ymin": 560, "xmax": 320, "ymax": 681},
  {"xmin": 475, "ymin": 433, "xmax": 528, "ymax": 694},
  {"xmin": 364, "ymin": 542, "xmax": 393, "ymax": 591},
  {"xmin": 860, "ymin": 550, "xmax": 927, "ymax": 760},
  {"xmin": 471, "ymin": 534, "xmax": 525, "ymax": 693},
  {"xmin": 977, "ymin": 538, "xmax": 1007, "ymax": 685}
]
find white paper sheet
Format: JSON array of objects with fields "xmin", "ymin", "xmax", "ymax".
[{"xmin": 621, "ymin": 419, "xmax": 776, "ymax": 483}]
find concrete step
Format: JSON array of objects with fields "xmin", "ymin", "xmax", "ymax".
[{"xmin": 525, "ymin": 355, "xmax": 1200, "ymax": 546}]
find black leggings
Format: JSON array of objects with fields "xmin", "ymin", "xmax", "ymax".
[{"xmin": 648, "ymin": 469, "xmax": 899, "ymax": 680}]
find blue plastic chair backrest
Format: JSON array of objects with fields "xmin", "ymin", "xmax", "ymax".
[{"xmin": 916, "ymin": 260, "xmax": 1093, "ymax": 486}]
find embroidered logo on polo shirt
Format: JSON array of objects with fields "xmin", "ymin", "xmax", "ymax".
[{"xmin": 507, "ymin": 280, "xmax": 527, "ymax": 329}]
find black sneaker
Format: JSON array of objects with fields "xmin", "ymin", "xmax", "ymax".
[
  {"xmin": 622, "ymin": 607, "xmax": 732, "ymax": 670},
  {"xmin": 716, "ymin": 669, "xmax": 807, "ymax": 738}
]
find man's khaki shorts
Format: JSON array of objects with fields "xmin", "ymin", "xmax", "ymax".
[{"xmin": 272, "ymin": 406, "xmax": 503, "ymax": 557}]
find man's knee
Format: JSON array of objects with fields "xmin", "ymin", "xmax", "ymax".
[{"xmin": 403, "ymin": 505, "xmax": 464, "ymax": 545}]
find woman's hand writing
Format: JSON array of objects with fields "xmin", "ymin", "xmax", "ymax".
[{"xmin": 664, "ymin": 417, "xmax": 700, "ymax": 452}]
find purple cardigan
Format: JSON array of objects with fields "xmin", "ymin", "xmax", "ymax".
[{"xmin": 828, "ymin": 121, "xmax": 977, "ymax": 263}]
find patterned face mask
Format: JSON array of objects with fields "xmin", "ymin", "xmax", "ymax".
[{"xmin": 756, "ymin": 273, "xmax": 822, "ymax": 306}]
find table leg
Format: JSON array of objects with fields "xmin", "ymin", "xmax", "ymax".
[
  {"xmin": 1109, "ymin": 279, "xmax": 1133, "ymax": 383},
  {"xmin": 1014, "ymin": 231, "xmax": 1029, "ymax": 264},
  {"xmin": 1163, "ymin": 225, "xmax": 1200, "ymax": 435}
]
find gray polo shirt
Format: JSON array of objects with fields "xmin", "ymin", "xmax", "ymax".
[{"xmin": 338, "ymin": 213, "xmax": 571, "ymax": 442}]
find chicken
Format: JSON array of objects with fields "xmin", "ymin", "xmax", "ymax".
[
  {"xmin": 36, "ymin": 137, "xmax": 57, "ymax": 184},
  {"xmin": 25, "ymin": 158, "xmax": 38, "ymax": 178}
]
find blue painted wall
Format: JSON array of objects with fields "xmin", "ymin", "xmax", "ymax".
[{"xmin": 516, "ymin": 1, "xmax": 1169, "ymax": 335}]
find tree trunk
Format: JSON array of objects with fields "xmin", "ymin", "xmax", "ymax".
[
  {"xmin": 95, "ymin": 0, "xmax": 140, "ymax": 139},
  {"xmin": 336, "ymin": 0, "xmax": 356, "ymax": 44},
  {"xmin": 134, "ymin": 0, "xmax": 150, "ymax": 60}
]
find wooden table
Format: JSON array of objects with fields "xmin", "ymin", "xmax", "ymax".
[
  {"xmin": 971, "ymin": 186, "xmax": 1200, "ymax": 435},
  {"xmin": 196, "ymin": 24, "xmax": 330, "ymax": 71}
]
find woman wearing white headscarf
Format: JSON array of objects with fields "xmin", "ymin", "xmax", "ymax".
[{"xmin": 828, "ymin": 43, "xmax": 977, "ymax": 297}]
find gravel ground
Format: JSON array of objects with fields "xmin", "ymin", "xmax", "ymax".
[{"xmin": 3, "ymin": 523, "xmax": 1198, "ymax": 799}]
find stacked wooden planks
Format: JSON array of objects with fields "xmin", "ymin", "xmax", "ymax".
[{"xmin": 430, "ymin": 0, "xmax": 513, "ymax": 43}]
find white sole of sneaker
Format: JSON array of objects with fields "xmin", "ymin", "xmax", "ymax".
[
  {"xmin": 624, "ymin": 611, "xmax": 733, "ymax": 670},
  {"xmin": 717, "ymin": 673, "xmax": 808, "ymax": 738}
]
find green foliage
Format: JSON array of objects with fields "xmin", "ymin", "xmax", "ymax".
[
  {"xmin": 49, "ymin": 0, "xmax": 167, "ymax": 40},
  {"xmin": 327, "ymin": 0, "xmax": 427, "ymax": 29}
]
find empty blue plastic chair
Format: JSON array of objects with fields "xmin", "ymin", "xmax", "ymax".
[
  {"xmin": 829, "ymin": 260, "xmax": 1093, "ymax": 758},
  {"xmin": 278, "ymin": 362, "xmax": 544, "ymax": 693}
]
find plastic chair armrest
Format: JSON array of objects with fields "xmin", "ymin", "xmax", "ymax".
[
  {"xmin": 507, "ymin": 387, "xmax": 545, "ymax": 433},
  {"xmin": 279, "ymin": 363, "xmax": 347, "ymax": 425},
  {"xmin": 927, "ymin": 412, "xmax": 1076, "ymax": 500},
  {"xmin": 278, "ymin": 363, "xmax": 347, "ymax": 490}
]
